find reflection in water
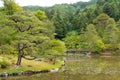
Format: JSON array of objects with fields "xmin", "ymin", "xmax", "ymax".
[{"xmin": 1, "ymin": 56, "xmax": 120, "ymax": 80}]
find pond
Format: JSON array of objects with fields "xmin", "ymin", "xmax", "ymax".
[{"xmin": 1, "ymin": 56, "xmax": 120, "ymax": 80}]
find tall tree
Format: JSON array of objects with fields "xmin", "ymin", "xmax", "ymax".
[
  {"xmin": 3, "ymin": 0, "xmax": 22, "ymax": 15},
  {"xmin": 93, "ymin": 13, "xmax": 110, "ymax": 37},
  {"xmin": 103, "ymin": 18, "xmax": 119, "ymax": 44},
  {"xmin": 52, "ymin": 14, "xmax": 68, "ymax": 39},
  {"xmin": 80, "ymin": 24, "xmax": 105, "ymax": 52},
  {"xmin": 10, "ymin": 12, "xmax": 52, "ymax": 65},
  {"xmin": 0, "ymin": 11, "xmax": 52, "ymax": 65}
]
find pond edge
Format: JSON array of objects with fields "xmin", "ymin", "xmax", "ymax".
[{"xmin": 0, "ymin": 62, "xmax": 65, "ymax": 78}]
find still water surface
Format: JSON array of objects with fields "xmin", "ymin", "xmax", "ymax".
[{"xmin": 2, "ymin": 56, "xmax": 120, "ymax": 80}]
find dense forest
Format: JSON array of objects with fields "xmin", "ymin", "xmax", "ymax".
[
  {"xmin": 0, "ymin": 0, "xmax": 120, "ymax": 59},
  {"xmin": 23, "ymin": 0, "xmax": 120, "ymax": 54}
]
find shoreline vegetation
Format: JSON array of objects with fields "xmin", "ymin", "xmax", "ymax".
[{"xmin": 0, "ymin": 55, "xmax": 64, "ymax": 77}]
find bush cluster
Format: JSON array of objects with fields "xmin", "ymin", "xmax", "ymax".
[{"xmin": 0, "ymin": 61, "xmax": 10, "ymax": 69}]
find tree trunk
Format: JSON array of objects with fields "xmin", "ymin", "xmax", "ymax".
[
  {"xmin": 16, "ymin": 43, "xmax": 22, "ymax": 66},
  {"xmin": 16, "ymin": 54, "xmax": 22, "ymax": 66}
]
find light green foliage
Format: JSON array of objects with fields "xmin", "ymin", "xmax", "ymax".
[
  {"xmin": 3, "ymin": 0, "xmax": 22, "ymax": 15},
  {"xmin": 63, "ymin": 24, "xmax": 105, "ymax": 52},
  {"xmin": 34, "ymin": 10, "xmax": 47, "ymax": 20},
  {"xmin": 0, "ymin": 14, "xmax": 17, "ymax": 54},
  {"xmin": 80, "ymin": 24, "xmax": 105, "ymax": 52},
  {"xmin": 63, "ymin": 24, "xmax": 105, "ymax": 53},
  {"xmin": 44, "ymin": 39, "xmax": 66, "ymax": 64},
  {"xmin": 0, "ymin": 26, "xmax": 15, "ymax": 44},
  {"xmin": 48, "ymin": 40, "xmax": 66, "ymax": 55},
  {"xmin": 63, "ymin": 31, "xmax": 81, "ymax": 49},
  {"xmin": 95, "ymin": 40, "xmax": 106, "ymax": 51}
]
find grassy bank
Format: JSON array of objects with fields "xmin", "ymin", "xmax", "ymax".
[{"xmin": 0, "ymin": 55, "xmax": 64, "ymax": 74}]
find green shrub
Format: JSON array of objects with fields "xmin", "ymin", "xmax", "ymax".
[{"xmin": 0, "ymin": 61, "xmax": 10, "ymax": 69}]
